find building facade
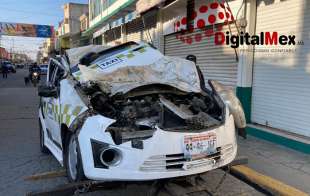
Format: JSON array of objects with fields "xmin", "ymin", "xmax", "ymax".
[
  {"xmin": 242, "ymin": 0, "xmax": 310, "ymax": 153},
  {"xmin": 0, "ymin": 47, "xmax": 10, "ymax": 60},
  {"xmin": 83, "ymin": 0, "xmax": 158, "ymax": 46},
  {"xmin": 79, "ymin": 13, "xmax": 92, "ymax": 46},
  {"xmin": 10, "ymin": 53, "xmax": 30, "ymax": 64},
  {"xmin": 43, "ymin": 38, "xmax": 55, "ymax": 57},
  {"xmin": 56, "ymin": 3, "xmax": 89, "ymax": 51}
]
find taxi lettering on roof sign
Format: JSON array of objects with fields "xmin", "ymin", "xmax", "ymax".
[{"xmin": 97, "ymin": 56, "xmax": 123, "ymax": 70}]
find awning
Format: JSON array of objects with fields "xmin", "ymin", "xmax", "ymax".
[
  {"xmin": 92, "ymin": 11, "xmax": 137, "ymax": 39},
  {"xmin": 136, "ymin": 0, "xmax": 166, "ymax": 14},
  {"xmin": 110, "ymin": 17, "xmax": 124, "ymax": 29},
  {"xmin": 125, "ymin": 11, "xmax": 137, "ymax": 23},
  {"xmin": 82, "ymin": 0, "xmax": 136, "ymax": 37},
  {"xmin": 93, "ymin": 24, "xmax": 110, "ymax": 38}
]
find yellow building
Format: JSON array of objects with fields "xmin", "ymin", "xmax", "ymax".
[{"xmin": 55, "ymin": 3, "xmax": 89, "ymax": 51}]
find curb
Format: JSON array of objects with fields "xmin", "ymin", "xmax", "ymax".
[
  {"xmin": 246, "ymin": 126, "xmax": 310, "ymax": 154},
  {"xmin": 230, "ymin": 165, "xmax": 309, "ymax": 196}
]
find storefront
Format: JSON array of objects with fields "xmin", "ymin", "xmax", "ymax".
[
  {"xmin": 104, "ymin": 26, "xmax": 122, "ymax": 45},
  {"xmin": 162, "ymin": 0, "xmax": 242, "ymax": 88},
  {"xmin": 93, "ymin": 24, "xmax": 110, "ymax": 45},
  {"xmin": 126, "ymin": 10, "xmax": 159, "ymax": 48},
  {"xmin": 90, "ymin": 10, "xmax": 159, "ymax": 47},
  {"xmin": 251, "ymin": 0, "xmax": 310, "ymax": 138},
  {"xmin": 83, "ymin": 0, "xmax": 136, "ymax": 46}
]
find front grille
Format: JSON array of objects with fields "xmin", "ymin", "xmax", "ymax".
[
  {"xmin": 165, "ymin": 153, "xmax": 186, "ymax": 170},
  {"xmin": 140, "ymin": 144, "xmax": 233, "ymax": 172}
]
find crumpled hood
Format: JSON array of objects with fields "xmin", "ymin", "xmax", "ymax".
[{"xmin": 75, "ymin": 44, "xmax": 202, "ymax": 95}]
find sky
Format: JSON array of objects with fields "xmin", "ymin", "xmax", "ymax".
[{"xmin": 0, "ymin": 0, "xmax": 87, "ymax": 60}]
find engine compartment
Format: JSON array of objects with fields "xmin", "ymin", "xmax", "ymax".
[{"xmin": 78, "ymin": 82, "xmax": 224, "ymax": 145}]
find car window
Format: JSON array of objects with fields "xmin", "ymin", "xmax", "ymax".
[
  {"xmin": 50, "ymin": 66, "xmax": 58, "ymax": 85},
  {"xmin": 53, "ymin": 67, "xmax": 65, "ymax": 87},
  {"xmin": 49, "ymin": 60, "xmax": 65, "ymax": 87},
  {"xmin": 48, "ymin": 61, "xmax": 57, "ymax": 83}
]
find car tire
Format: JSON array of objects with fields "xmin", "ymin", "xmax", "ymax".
[
  {"xmin": 39, "ymin": 120, "xmax": 50, "ymax": 154},
  {"xmin": 64, "ymin": 133, "xmax": 85, "ymax": 182}
]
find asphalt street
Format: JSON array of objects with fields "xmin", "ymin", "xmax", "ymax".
[
  {"xmin": 0, "ymin": 69, "xmax": 66, "ymax": 195},
  {"xmin": 0, "ymin": 69, "xmax": 265, "ymax": 196}
]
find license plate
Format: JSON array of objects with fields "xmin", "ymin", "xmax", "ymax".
[{"xmin": 183, "ymin": 132, "xmax": 217, "ymax": 160}]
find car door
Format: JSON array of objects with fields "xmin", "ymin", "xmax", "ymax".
[{"xmin": 43, "ymin": 59, "xmax": 63, "ymax": 150}]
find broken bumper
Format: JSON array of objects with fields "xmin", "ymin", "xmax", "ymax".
[{"xmin": 78, "ymin": 113, "xmax": 237, "ymax": 181}]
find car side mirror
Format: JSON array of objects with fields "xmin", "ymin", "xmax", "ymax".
[{"xmin": 38, "ymin": 85, "xmax": 58, "ymax": 98}]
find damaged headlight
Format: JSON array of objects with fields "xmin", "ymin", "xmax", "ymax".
[{"xmin": 209, "ymin": 80, "xmax": 246, "ymax": 129}]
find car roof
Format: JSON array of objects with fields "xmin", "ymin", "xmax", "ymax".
[
  {"xmin": 65, "ymin": 45, "xmax": 110, "ymax": 68},
  {"xmin": 65, "ymin": 42, "xmax": 140, "ymax": 68}
]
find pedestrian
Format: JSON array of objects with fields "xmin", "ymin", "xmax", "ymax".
[
  {"xmin": 2, "ymin": 64, "xmax": 8, "ymax": 79},
  {"xmin": 24, "ymin": 76, "xmax": 29, "ymax": 85}
]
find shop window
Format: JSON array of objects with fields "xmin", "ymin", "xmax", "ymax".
[{"xmin": 94, "ymin": 36, "xmax": 103, "ymax": 45}]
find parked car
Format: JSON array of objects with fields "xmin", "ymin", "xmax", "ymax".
[
  {"xmin": 38, "ymin": 42, "xmax": 246, "ymax": 182},
  {"xmin": 0, "ymin": 61, "xmax": 16, "ymax": 73},
  {"xmin": 16, "ymin": 64, "xmax": 25, "ymax": 69},
  {"xmin": 7, "ymin": 64, "xmax": 16, "ymax": 73},
  {"xmin": 39, "ymin": 64, "xmax": 48, "ymax": 75}
]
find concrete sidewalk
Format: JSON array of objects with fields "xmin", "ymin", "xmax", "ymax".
[{"xmin": 238, "ymin": 135, "xmax": 310, "ymax": 194}]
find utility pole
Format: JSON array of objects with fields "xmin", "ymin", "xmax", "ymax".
[{"xmin": 10, "ymin": 38, "xmax": 14, "ymax": 62}]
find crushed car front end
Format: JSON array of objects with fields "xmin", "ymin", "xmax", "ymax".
[
  {"xmin": 78, "ymin": 108, "xmax": 237, "ymax": 181},
  {"xmin": 66, "ymin": 42, "xmax": 245, "ymax": 181}
]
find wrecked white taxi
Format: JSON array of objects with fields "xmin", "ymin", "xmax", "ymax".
[{"xmin": 38, "ymin": 42, "xmax": 246, "ymax": 182}]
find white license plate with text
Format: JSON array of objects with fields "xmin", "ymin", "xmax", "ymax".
[{"xmin": 183, "ymin": 132, "xmax": 217, "ymax": 160}]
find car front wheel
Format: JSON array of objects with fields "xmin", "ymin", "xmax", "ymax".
[{"xmin": 64, "ymin": 133, "xmax": 85, "ymax": 182}]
